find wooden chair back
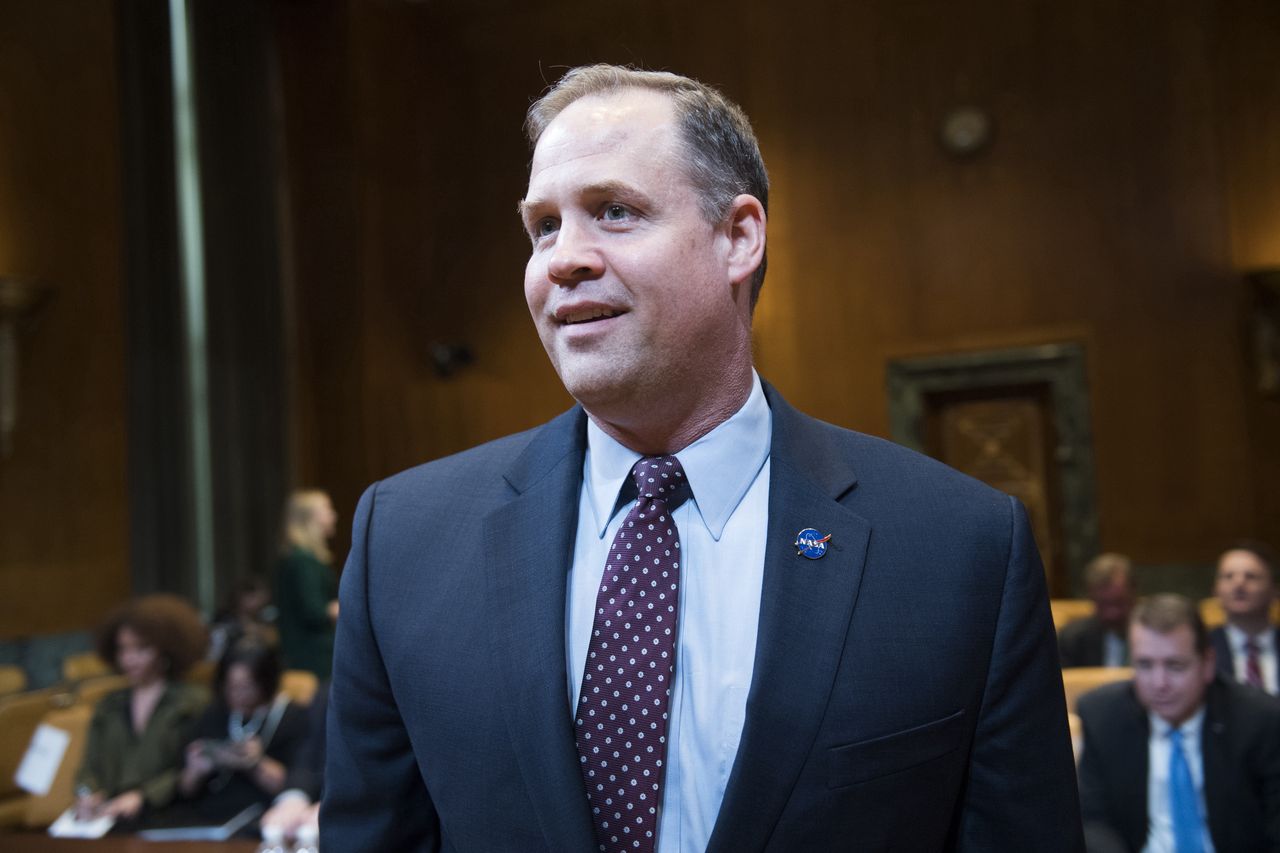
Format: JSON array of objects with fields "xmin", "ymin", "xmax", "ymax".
[
  {"xmin": 279, "ymin": 670, "xmax": 319, "ymax": 707},
  {"xmin": 0, "ymin": 665, "xmax": 27, "ymax": 697},
  {"xmin": 21, "ymin": 703, "xmax": 93, "ymax": 828},
  {"xmin": 61, "ymin": 652, "xmax": 110, "ymax": 683},
  {"xmin": 1050, "ymin": 599, "xmax": 1095, "ymax": 632},
  {"xmin": 1061, "ymin": 666, "xmax": 1133, "ymax": 715},
  {"xmin": 0, "ymin": 688, "xmax": 70, "ymax": 800}
]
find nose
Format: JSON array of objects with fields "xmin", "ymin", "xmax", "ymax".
[{"xmin": 546, "ymin": 220, "xmax": 604, "ymax": 285}]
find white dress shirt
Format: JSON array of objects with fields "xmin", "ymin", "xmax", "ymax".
[
  {"xmin": 1223, "ymin": 623, "xmax": 1278, "ymax": 694},
  {"xmin": 1103, "ymin": 631, "xmax": 1128, "ymax": 667},
  {"xmin": 566, "ymin": 371, "xmax": 771, "ymax": 853},
  {"xmin": 1143, "ymin": 709, "xmax": 1216, "ymax": 853}
]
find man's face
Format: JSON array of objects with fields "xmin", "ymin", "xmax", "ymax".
[
  {"xmin": 521, "ymin": 90, "xmax": 741, "ymax": 414},
  {"xmin": 1215, "ymin": 549, "xmax": 1276, "ymax": 622},
  {"xmin": 1130, "ymin": 623, "xmax": 1215, "ymax": 727},
  {"xmin": 1090, "ymin": 578, "xmax": 1135, "ymax": 633}
]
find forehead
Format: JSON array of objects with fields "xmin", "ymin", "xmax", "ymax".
[
  {"xmin": 1219, "ymin": 549, "xmax": 1271, "ymax": 578},
  {"xmin": 1130, "ymin": 623, "xmax": 1196, "ymax": 659},
  {"xmin": 528, "ymin": 89, "xmax": 684, "ymax": 192}
]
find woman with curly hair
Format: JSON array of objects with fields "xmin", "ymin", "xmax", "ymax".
[{"xmin": 74, "ymin": 594, "xmax": 209, "ymax": 824}]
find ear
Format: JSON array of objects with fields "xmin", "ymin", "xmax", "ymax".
[{"xmin": 722, "ymin": 194, "xmax": 766, "ymax": 288}]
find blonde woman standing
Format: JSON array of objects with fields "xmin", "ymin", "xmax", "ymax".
[{"xmin": 272, "ymin": 490, "xmax": 338, "ymax": 678}]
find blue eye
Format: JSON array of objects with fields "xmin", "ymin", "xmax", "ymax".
[
  {"xmin": 536, "ymin": 218, "xmax": 559, "ymax": 238},
  {"xmin": 602, "ymin": 204, "xmax": 629, "ymax": 221}
]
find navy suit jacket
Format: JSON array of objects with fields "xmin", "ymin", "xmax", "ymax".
[
  {"xmin": 1077, "ymin": 678, "xmax": 1280, "ymax": 852},
  {"xmin": 321, "ymin": 385, "xmax": 1083, "ymax": 851},
  {"xmin": 1060, "ymin": 615, "xmax": 1127, "ymax": 668},
  {"xmin": 1211, "ymin": 625, "xmax": 1280, "ymax": 692}
]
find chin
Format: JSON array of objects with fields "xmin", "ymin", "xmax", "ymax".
[{"xmin": 552, "ymin": 359, "xmax": 636, "ymax": 409}]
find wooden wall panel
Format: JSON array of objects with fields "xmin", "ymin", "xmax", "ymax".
[
  {"xmin": 277, "ymin": 0, "xmax": 1280, "ymax": 584},
  {"xmin": 0, "ymin": 1, "xmax": 129, "ymax": 637}
]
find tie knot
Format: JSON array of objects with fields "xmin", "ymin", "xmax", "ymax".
[
  {"xmin": 630, "ymin": 455, "xmax": 689, "ymax": 507},
  {"xmin": 1245, "ymin": 637, "xmax": 1261, "ymax": 653}
]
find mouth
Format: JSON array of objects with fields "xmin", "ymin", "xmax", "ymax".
[
  {"xmin": 553, "ymin": 303, "xmax": 627, "ymax": 327},
  {"xmin": 557, "ymin": 307, "xmax": 624, "ymax": 326}
]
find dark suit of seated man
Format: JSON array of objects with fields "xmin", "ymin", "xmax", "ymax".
[
  {"xmin": 1060, "ymin": 553, "xmax": 1136, "ymax": 668},
  {"xmin": 321, "ymin": 63, "xmax": 1084, "ymax": 853},
  {"xmin": 1077, "ymin": 594, "xmax": 1280, "ymax": 852},
  {"xmin": 1209, "ymin": 541, "xmax": 1280, "ymax": 696}
]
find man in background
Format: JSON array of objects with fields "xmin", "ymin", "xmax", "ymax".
[
  {"xmin": 1211, "ymin": 541, "xmax": 1280, "ymax": 695},
  {"xmin": 1077, "ymin": 594, "xmax": 1280, "ymax": 852},
  {"xmin": 1060, "ymin": 552, "xmax": 1137, "ymax": 668}
]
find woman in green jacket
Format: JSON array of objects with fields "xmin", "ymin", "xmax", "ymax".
[
  {"xmin": 74, "ymin": 595, "xmax": 209, "ymax": 823},
  {"xmin": 272, "ymin": 490, "xmax": 339, "ymax": 678}
]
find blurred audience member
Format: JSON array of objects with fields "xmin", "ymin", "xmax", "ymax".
[
  {"xmin": 74, "ymin": 595, "xmax": 209, "ymax": 824},
  {"xmin": 1211, "ymin": 540, "xmax": 1279, "ymax": 695},
  {"xmin": 208, "ymin": 575, "xmax": 276, "ymax": 662},
  {"xmin": 1060, "ymin": 553, "xmax": 1136, "ymax": 668},
  {"xmin": 177, "ymin": 640, "xmax": 307, "ymax": 823},
  {"xmin": 260, "ymin": 682, "xmax": 327, "ymax": 843},
  {"xmin": 1077, "ymin": 594, "xmax": 1280, "ymax": 852},
  {"xmin": 273, "ymin": 490, "xmax": 339, "ymax": 678}
]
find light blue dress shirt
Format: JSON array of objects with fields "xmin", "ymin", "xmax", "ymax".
[
  {"xmin": 566, "ymin": 371, "xmax": 772, "ymax": 853},
  {"xmin": 1144, "ymin": 709, "xmax": 1216, "ymax": 853}
]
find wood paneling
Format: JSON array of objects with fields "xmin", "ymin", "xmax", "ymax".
[
  {"xmin": 8, "ymin": 0, "xmax": 1273, "ymax": 631},
  {"xmin": 0, "ymin": 1, "xmax": 129, "ymax": 637},
  {"xmin": 276, "ymin": 0, "xmax": 1280, "ymax": 578}
]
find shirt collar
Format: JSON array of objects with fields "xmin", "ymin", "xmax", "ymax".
[
  {"xmin": 1149, "ymin": 704, "xmax": 1206, "ymax": 741},
  {"xmin": 1225, "ymin": 622, "xmax": 1275, "ymax": 654},
  {"xmin": 583, "ymin": 370, "xmax": 772, "ymax": 541}
]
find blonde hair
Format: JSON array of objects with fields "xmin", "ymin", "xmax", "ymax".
[{"xmin": 281, "ymin": 489, "xmax": 333, "ymax": 563}]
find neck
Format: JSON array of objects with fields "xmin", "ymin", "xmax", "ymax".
[
  {"xmin": 585, "ymin": 363, "xmax": 753, "ymax": 455},
  {"xmin": 133, "ymin": 678, "xmax": 165, "ymax": 696},
  {"xmin": 1230, "ymin": 614, "xmax": 1273, "ymax": 636}
]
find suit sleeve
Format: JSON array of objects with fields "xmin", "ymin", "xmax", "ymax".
[
  {"xmin": 955, "ymin": 496, "xmax": 1085, "ymax": 850},
  {"xmin": 1058, "ymin": 620, "xmax": 1086, "ymax": 669},
  {"xmin": 320, "ymin": 484, "xmax": 440, "ymax": 852},
  {"xmin": 1258, "ymin": 698, "xmax": 1280, "ymax": 848},
  {"xmin": 1075, "ymin": 694, "xmax": 1132, "ymax": 853}
]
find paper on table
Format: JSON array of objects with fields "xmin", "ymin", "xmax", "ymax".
[
  {"xmin": 47, "ymin": 807, "xmax": 115, "ymax": 839},
  {"xmin": 15, "ymin": 723, "xmax": 70, "ymax": 796}
]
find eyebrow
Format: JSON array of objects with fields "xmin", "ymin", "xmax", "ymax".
[{"xmin": 518, "ymin": 180, "xmax": 656, "ymax": 226}]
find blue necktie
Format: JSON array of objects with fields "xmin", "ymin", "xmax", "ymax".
[{"xmin": 1168, "ymin": 728, "xmax": 1206, "ymax": 853}]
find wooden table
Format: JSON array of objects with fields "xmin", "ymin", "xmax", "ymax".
[{"xmin": 0, "ymin": 835, "xmax": 257, "ymax": 852}]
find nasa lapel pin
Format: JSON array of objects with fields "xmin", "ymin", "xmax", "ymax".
[{"xmin": 794, "ymin": 528, "xmax": 832, "ymax": 560}]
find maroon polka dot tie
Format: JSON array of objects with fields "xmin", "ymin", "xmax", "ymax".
[{"xmin": 575, "ymin": 456, "xmax": 689, "ymax": 853}]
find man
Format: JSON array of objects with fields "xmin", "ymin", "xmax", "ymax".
[
  {"xmin": 322, "ymin": 65, "xmax": 1082, "ymax": 851},
  {"xmin": 1210, "ymin": 541, "xmax": 1280, "ymax": 695},
  {"xmin": 1077, "ymin": 594, "xmax": 1280, "ymax": 852},
  {"xmin": 1060, "ymin": 553, "xmax": 1138, "ymax": 668}
]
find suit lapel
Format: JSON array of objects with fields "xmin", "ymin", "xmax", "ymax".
[
  {"xmin": 708, "ymin": 387, "xmax": 871, "ymax": 853},
  {"xmin": 484, "ymin": 407, "xmax": 597, "ymax": 853},
  {"xmin": 1116, "ymin": 687, "xmax": 1152, "ymax": 848}
]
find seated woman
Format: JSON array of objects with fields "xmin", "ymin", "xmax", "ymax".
[
  {"xmin": 177, "ymin": 639, "xmax": 307, "ymax": 824},
  {"xmin": 74, "ymin": 594, "xmax": 209, "ymax": 825}
]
